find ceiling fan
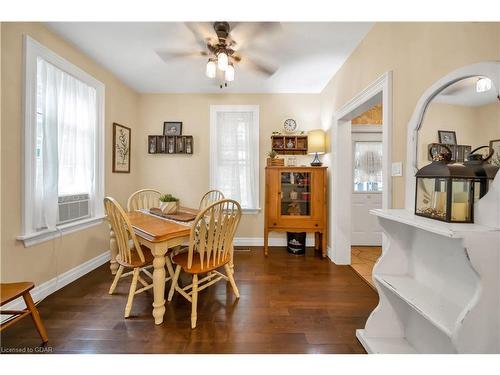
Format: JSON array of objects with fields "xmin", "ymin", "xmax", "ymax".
[{"xmin": 156, "ymin": 22, "xmax": 281, "ymax": 88}]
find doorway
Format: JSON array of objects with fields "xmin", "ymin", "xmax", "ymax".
[
  {"xmin": 330, "ymin": 72, "xmax": 392, "ymax": 267},
  {"xmin": 351, "ymin": 130, "xmax": 383, "ymax": 246}
]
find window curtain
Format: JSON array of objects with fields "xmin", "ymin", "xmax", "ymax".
[
  {"xmin": 213, "ymin": 111, "xmax": 257, "ymax": 209},
  {"xmin": 34, "ymin": 58, "xmax": 96, "ymax": 231},
  {"xmin": 353, "ymin": 141, "xmax": 383, "ymax": 185}
]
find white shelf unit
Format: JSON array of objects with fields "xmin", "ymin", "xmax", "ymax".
[{"xmin": 357, "ymin": 205, "xmax": 500, "ymax": 354}]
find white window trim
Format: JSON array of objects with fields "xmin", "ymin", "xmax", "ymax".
[
  {"xmin": 209, "ymin": 105, "xmax": 260, "ymax": 214},
  {"xmin": 18, "ymin": 35, "xmax": 105, "ymax": 247}
]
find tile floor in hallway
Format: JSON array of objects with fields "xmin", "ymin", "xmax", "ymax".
[{"xmin": 350, "ymin": 247, "xmax": 382, "ymax": 289}]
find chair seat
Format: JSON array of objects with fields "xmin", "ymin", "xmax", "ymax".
[
  {"xmin": 116, "ymin": 245, "xmax": 154, "ymax": 268},
  {"xmin": 1, "ymin": 282, "xmax": 35, "ymax": 306},
  {"xmin": 172, "ymin": 251, "xmax": 230, "ymax": 274}
]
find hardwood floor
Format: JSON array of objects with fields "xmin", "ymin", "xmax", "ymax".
[
  {"xmin": 0, "ymin": 247, "xmax": 378, "ymax": 354},
  {"xmin": 350, "ymin": 246, "xmax": 382, "ymax": 289}
]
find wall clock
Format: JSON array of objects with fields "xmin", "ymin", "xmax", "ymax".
[{"xmin": 283, "ymin": 118, "xmax": 298, "ymax": 133}]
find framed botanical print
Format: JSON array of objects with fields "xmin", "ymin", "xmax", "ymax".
[{"xmin": 113, "ymin": 123, "xmax": 131, "ymax": 173}]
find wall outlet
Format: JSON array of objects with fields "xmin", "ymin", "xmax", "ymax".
[{"xmin": 391, "ymin": 162, "xmax": 403, "ymax": 177}]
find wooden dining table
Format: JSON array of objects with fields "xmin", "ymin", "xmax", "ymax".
[{"xmin": 108, "ymin": 207, "xmax": 198, "ymax": 325}]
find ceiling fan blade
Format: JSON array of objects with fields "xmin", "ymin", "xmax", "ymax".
[
  {"xmin": 239, "ymin": 55, "xmax": 278, "ymax": 76},
  {"xmin": 229, "ymin": 22, "xmax": 282, "ymax": 51},
  {"xmin": 184, "ymin": 22, "xmax": 217, "ymax": 49},
  {"xmin": 156, "ymin": 49, "xmax": 208, "ymax": 63}
]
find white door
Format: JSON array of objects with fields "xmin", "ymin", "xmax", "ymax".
[{"xmin": 351, "ymin": 132, "xmax": 383, "ymax": 246}]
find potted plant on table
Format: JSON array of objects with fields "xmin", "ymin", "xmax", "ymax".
[
  {"xmin": 159, "ymin": 194, "xmax": 179, "ymax": 214},
  {"xmin": 267, "ymin": 150, "xmax": 284, "ymax": 166}
]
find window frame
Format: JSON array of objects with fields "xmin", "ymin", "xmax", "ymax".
[
  {"xmin": 209, "ymin": 105, "xmax": 260, "ymax": 214},
  {"xmin": 18, "ymin": 35, "xmax": 105, "ymax": 247}
]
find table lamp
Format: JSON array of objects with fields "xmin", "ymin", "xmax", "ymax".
[{"xmin": 308, "ymin": 129, "xmax": 325, "ymax": 166}]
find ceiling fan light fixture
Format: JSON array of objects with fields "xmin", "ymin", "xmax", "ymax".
[
  {"xmin": 217, "ymin": 51, "xmax": 228, "ymax": 71},
  {"xmin": 206, "ymin": 59, "xmax": 216, "ymax": 79},
  {"xmin": 476, "ymin": 77, "xmax": 492, "ymax": 93},
  {"xmin": 225, "ymin": 64, "xmax": 235, "ymax": 82}
]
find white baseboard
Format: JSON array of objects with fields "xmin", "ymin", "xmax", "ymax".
[
  {"xmin": 1, "ymin": 251, "xmax": 110, "ymax": 323},
  {"xmin": 234, "ymin": 235, "xmax": 316, "ymax": 247},
  {"xmin": 326, "ymin": 246, "xmax": 337, "ymax": 263}
]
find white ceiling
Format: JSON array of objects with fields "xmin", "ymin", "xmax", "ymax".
[
  {"xmin": 434, "ymin": 77, "xmax": 499, "ymax": 107},
  {"xmin": 46, "ymin": 22, "xmax": 373, "ymax": 94}
]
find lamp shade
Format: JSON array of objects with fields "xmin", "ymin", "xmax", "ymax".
[{"xmin": 308, "ymin": 129, "xmax": 326, "ymax": 155}]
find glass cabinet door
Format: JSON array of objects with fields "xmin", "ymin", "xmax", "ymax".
[{"xmin": 280, "ymin": 172, "xmax": 311, "ymax": 216}]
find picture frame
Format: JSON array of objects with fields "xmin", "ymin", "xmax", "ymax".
[
  {"xmin": 286, "ymin": 156, "xmax": 297, "ymax": 166},
  {"xmin": 163, "ymin": 121, "xmax": 182, "ymax": 136},
  {"xmin": 490, "ymin": 139, "xmax": 500, "ymax": 166},
  {"xmin": 438, "ymin": 130, "xmax": 457, "ymax": 145},
  {"xmin": 112, "ymin": 123, "xmax": 131, "ymax": 173}
]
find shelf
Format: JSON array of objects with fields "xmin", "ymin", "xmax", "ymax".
[
  {"xmin": 375, "ymin": 274, "xmax": 461, "ymax": 337},
  {"xmin": 370, "ymin": 209, "xmax": 499, "ymax": 238},
  {"xmin": 281, "ymin": 183, "xmax": 310, "ymax": 187},
  {"xmin": 356, "ymin": 330, "xmax": 417, "ymax": 354},
  {"xmin": 281, "ymin": 200, "xmax": 310, "ymax": 203}
]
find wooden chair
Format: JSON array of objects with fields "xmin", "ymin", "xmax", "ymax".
[
  {"xmin": 199, "ymin": 189, "xmax": 224, "ymax": 210},
  {"xmin": 168, "ymin": 199, "xmax": 242, "ymax": 328},
  {"xmin": 127, "ymin": 188, "xmax": 162, "ymax": 212},
  {"xmin": 1, "ymin": 282, "xmax": 48, "ymax": 344},
  {"xmin": 105, "ymin": 197, "xmax": 167, "ymax": 318}
]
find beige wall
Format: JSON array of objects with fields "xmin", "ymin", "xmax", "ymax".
[
  {"xmin": 2, "ymin": 22, "xmax": 500, "ymax": 286},
  {"xmin": 137, "ymin": 94, "xmax": 321, "ymax": 238},
  {"xmin": 1, "ymin": 23, "xmax": 139, "ymax": 284},
  {"xmin": 321, "ymin": 22, "xmax": 500, "ymax": 209},
  {"xmin": 418, "ymin": 102, "xmax": 500, "ymax": 167}
]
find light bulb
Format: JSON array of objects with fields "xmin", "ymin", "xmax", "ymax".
[
  {"xmin": 225, "ymin": 64, "xmax": 235, "ymax": 82},
  {"xmin": 476, "ymin": 77, "xmax": 492, "ymax": 93},
  {"xmin": 217, "ymin": 51, "xmax": 228, "ymax": 71},
  {"xmin": 206, "ymin": 59, "xmax": 216, "ymax": 79}
]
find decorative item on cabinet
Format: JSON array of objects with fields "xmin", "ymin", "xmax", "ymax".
[
  {"xmin": 271, "ymin": 135, "xmax": 308, "ymax": 155},
  {"xmin": 307, "ymin": 129, "xmax": 326, "ymax": 166},
  {"xmin": 266, "ymin": 150, "xmax": 285, "ymax": 166},
  {"xmin": 415, "ymin": 145, "xmax": 499, "ymax": 223},
  {"xmin": 264, "ymin": 166, "xmax": 327, "ymax": 257},
  {"xmin": 286, "ymin": 156, "xmax": 297, "ymax": 166}
]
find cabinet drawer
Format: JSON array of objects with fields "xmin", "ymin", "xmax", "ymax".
[{"xmin": 270, "ymin": 218, "xmax": 322, "ymax": 230}]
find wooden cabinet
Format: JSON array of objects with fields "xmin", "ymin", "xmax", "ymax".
[{"xmin": 264, "ymin": 166, "xmax": 327, "ymax": 257}]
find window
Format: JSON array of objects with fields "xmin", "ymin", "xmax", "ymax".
[
  {"xmin": 353, "ymin": 141, "xmax": 383, "ymax": 192},
  {"xmin": 210, "ymin": 105, "xmax": 259, "ymax": 212},
  {"xmin": 19, "ymin": 36, "xmax": 105, "ymax": 246}
]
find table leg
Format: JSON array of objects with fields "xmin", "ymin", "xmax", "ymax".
[
  {"xmin": 109, "ymin": 224, "xmax": 119, "ymax": 275},
  {"xmin": 152, "ymin": 248, "xmax": 167, "ymax": 325}
]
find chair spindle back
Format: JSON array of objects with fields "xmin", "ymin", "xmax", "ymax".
[
  {"xmin": 105, "ymin": 197, "xmax": 145, "ymax": 265},
  {"xmin": 199, "ymin": 189, "xmax": 225, "ymax": 210},
  {"xmin": 188, "ymin": 199, "xmax": 241, "ymax": 271},
  {"xmin": 127, "ymin": 189, "xmax": 162, "ymax": 212}
]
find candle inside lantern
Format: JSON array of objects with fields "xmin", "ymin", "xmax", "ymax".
[{"xmin": 452, "ymin": 202, "xmax": 467, "ymax": 221}]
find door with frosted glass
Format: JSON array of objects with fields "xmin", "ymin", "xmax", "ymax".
[{"xmin": 351, "ymin": 133, "xmax": 382, "ymax": 246}]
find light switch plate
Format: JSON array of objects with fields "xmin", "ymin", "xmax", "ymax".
[{"xmin": 391, "ymin": 162, "xmax": 403, "ymax": 177}]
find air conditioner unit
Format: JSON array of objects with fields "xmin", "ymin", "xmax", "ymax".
[{"xmin": 58, "ymin": 193, "xmax": 90, "ymax": 224}]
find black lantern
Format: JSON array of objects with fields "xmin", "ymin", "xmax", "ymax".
[{"xmin": 415, "ymin": 146, "xmax": 499, "ymax": 223}]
